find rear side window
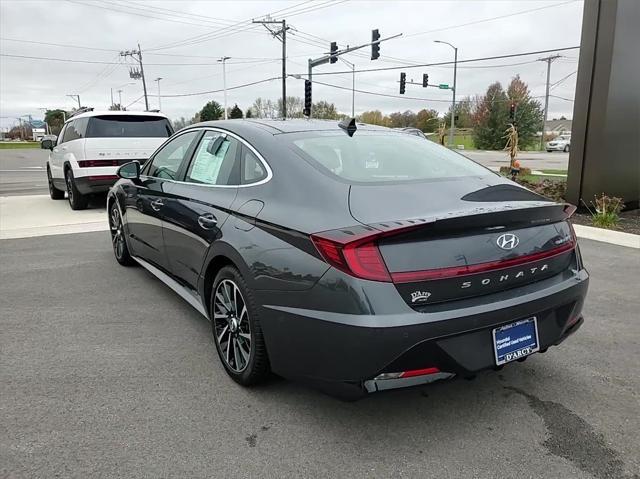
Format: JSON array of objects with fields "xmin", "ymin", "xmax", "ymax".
[
  {"xmin": 86, "ymin": 115, "xmax": 173, "ymax": 138},
  {"xmin": 185, "ymin": 131, "xmax": 239, "ymax": 186},
  {"xmin": 62, "ymin": 118, "xmax": 88, "ymax": 143},
  {"xmin": 242, "ymin": 148, "xmax": 267, "ymax": 184},
  {"xmin": 291, "ymin": 132, "xmax": 490, "ymax": 183}
]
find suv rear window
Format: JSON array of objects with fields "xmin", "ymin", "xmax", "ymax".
[
  {"xmin": 86, "ymin": 115, "xmax": 173, "ymax": 138},
  {"xmin": 291, "ymin": 132, "xmax": 490, "ymax": 183}
]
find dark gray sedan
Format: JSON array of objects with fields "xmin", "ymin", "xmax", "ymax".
[{"xmin": 107, "ymin": 119, "xmax": 588, "ymax": 399}]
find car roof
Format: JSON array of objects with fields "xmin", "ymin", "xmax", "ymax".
[
  {"xmin": 190, "ymin": 118, "xmax": 393, "ymax": 135},
  {"xmin": 65, "ymin": 110, "xmax": 169, "ymax": 122}
]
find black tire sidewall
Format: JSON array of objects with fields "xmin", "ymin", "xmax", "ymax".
[
  {"xmin": 210, "ymin": 266, "xmax": 269, "ymax": 385},
  {"xmin": 65, "ymin": 169, "xmax": 88, "ymax": 210},
  {"xmin": 47, "ymin": 167, "xmax": 64, "ymax": 199}
]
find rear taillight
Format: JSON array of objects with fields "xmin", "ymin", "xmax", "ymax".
[{"xmin": 311, "ymin": 232, "xmax": 392, "ymax": 282}]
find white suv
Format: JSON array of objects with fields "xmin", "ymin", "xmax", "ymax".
[{"xmin": 44, "ymin": 110, "xmax": 173, "ymax": 209}]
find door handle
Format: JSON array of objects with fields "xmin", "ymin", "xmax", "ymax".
[
  {"xmin": 150, "ymin": 199, "xmax": 164, "ymax": 211},
  {"xmin": 198, "ymin": 214, "xmax": 217, "ymax": 230}
]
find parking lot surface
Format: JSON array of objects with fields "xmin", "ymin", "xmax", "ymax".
[{"xmin": 1, "ymin": 232, "xmax": 638, "ymax": 478}]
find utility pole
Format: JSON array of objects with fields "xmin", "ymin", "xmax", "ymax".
[
  {"xmin": 117, "ymin": 90, "xmax": 123, "ymax": 107},
  {"xmin": 66, "ymin": 94, "xmax": 81, "ymax": 109},
  {"xmin": 120, "ymin": 45, "xmax": 149, "ymax": 111},
  {"xmin": 253, "ymin": 18, "xmax": 289, "ymax": 118},
  {"xmin": 434, "ymin": 41, "xmax": 457, "ymax": 147},
  {"xmin": 218, "ymin": 57, "xmax": 230, "ymax": 119},
  {"xmin": 110, "ymin": 88, "xmax": 114, "ymax": 108},
  {"xmin": 155, "ymin": 77, "xmax": 163, "ymax": 111},
  {"xmin": 538, "ymin": 54, "xmax": 561, "ymax": 150}
]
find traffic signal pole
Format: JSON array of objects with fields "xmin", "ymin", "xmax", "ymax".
[{"xmin": 306, "ymin": 32, "xmax": 401, "ymax": 118}]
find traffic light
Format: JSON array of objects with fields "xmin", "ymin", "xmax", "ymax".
[
  {"xmin": 330, "ymin": 42, "xmax": 338, "ymax": 64},
  {"xmin": 509, "ymin": 102, "xmax": 516, "ymax": 121},
  {"xmin": 304, "ymin": 80, "xmax": 312, "ymax": 117},
  {"xmin": 399, "ymin": 72, "xmax": 406, "ymax": 94},
  {"xmin": 423, "ymin": 73, "xmax": 429, "ymax": 87},
  {"xmin": 371, "ymin": 29, "xmax": 380, "ymax": 60}
]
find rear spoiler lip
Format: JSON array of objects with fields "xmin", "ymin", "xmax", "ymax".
[{"xmin": 363, "ymin": 202, "xmax": 577, "ymax": 234}]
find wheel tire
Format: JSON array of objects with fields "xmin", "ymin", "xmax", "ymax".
[
  {"xmin": 211, "ymin": 266, "xmax": 270, "ymax": 386},
  {"xmin": 47, "ymin": 167, "xmax": 65, "ymax": 200},
  {"xmin": 108, "ymin": 201, "xmax": 135, "ymax": 266},
  {"xmin": 65, "ymin": 169, "xmax": 89, "ymax": 210},
  {"xmin": 563, "ymin": 145, "xmax": 570, "ymax": 153},
  {"xmin": 546, "ymin": 150, "xmax": 553, "ymax": 153}
]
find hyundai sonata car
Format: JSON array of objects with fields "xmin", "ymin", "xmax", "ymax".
[{"xmin": 107, "ymin": 119, "xmax": 588, "ymax": 399}]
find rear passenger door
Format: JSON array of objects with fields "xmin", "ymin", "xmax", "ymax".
[{"xmin": 161, "ymin": 130, "xmax": 241, "ymax": 291}]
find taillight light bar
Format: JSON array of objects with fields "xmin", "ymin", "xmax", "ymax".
[
  {"xmin": 78, "ymin": 160, "xmax": 124, "ymax": 167},
  {"xmin": 311, "ymin": 224, "xmax": 576, "ymax": 284},
  {"xmin": 391, "ymin": 240, "xmax": 576, "ymax": 283}
]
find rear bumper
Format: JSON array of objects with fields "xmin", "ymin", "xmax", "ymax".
[
  {"xmin": 74, "ymin": 175, "xmax": 118, "ymax": 195},
  {"xmin": 258, "ymin": 268, "xmax": 588, "ymax": 398},
  {"xmin": 546, "ymin": 145, "xmax": 566, "ymax": 151}
]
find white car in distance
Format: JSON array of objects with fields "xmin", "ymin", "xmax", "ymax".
[{"xmin": 545, "ymin": 135, "xmax": 571, "ymax": 153}]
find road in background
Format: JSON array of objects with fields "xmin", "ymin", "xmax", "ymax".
[
  {"xmin": 0, "ymin": 148, "xmax": 569, "ymax": 197},
  {"xmin": 463, "ymin": 150, "xmax": 569, "ymax": 171},
  {"xmin": 1, "ymin": 233, "xmax": 638, "ymax": 478},
  {"xmin": 0, "ymin": 148, "xmax": 49, "ymax": 196}
]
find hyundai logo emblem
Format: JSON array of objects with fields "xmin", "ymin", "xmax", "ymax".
[{"xmin": 496, "ymin": 233, "xmax": 519, "ymax": 250}]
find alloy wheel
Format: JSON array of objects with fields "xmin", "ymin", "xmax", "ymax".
[
  {"xmin": 213, "ymin": 279, "xmax": 252, "ymax": 373},
  {"xmin": 109, "ymin": 207, "xmax": 125, "ymax": 259}
]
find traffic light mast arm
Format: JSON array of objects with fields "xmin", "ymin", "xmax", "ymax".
[
  {"xmin": 402, "ymin": 80, "xmax": 452, "ymax": 89},
  {"xmin": 308, "ymin": 32, "xmax": 402, "ymax": 68}
]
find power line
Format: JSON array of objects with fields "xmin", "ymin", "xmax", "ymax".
[
  {"xmin": 0, "ymin": 53, "xmax": 285, "ymax": 66},
  {"xmin": 402, "ymin": 0, "xmax": 579, "ymax": 39},
  {"xmin": 290, "ymin": 46, "xmax": 581, "ymax": 76},
  {"xmin": 160, "ymin": 77, "xmax": 282, "ymax": 98}
]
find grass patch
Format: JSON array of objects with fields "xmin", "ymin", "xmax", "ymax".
[
  {"xmin": 538, "ymin": 169, "xmax": 568, "ymax": 175},
  {"xmin": 0, "ymin": 142, "xmax": 40, "ymax": 150}
]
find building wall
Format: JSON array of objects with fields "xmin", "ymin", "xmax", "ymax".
[{"xmin": 566, "ymin": 0, "xmax": 640, "ymax": 208}]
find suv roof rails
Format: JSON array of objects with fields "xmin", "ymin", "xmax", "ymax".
[{"xmin": 67, "ymin": 107, "xmax": 94, "ymax": 119}]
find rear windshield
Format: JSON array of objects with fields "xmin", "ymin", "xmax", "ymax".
[
  {"xmin": 291, "ymin": 132, "xmax": 491, "ymax": 183},
  {"xmin": 86, "ymin": 115, "xmax": 173, "ymax": 138}
]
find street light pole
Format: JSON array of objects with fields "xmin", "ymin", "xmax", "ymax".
[
  {"xmin": 218, "ymin": 57, "xmax": 230, "ymax": 119},
  {"xmin": 117, "ymin": 90, "xmax": 123, "ymax": 107},
  {"xmin": 66, "ymin": 94, "xmax": 81, "ymax": 109},
  {"xmin": 155, "ymin": 77, "xmax": 163, "ymax": 111},
  {"xmin": 434, "ymin": 40, "xmax": 458, "ymax": 148},
  {"xmin": 339, "ymin": 56, "xmax": 355, "ymax": 117},
  {"xmin": 110, "ymin": 88, "xmax": 114, "ymax": 108}
]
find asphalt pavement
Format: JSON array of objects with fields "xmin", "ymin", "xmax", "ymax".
[
  {"xmin": 1, "ymin": 233, "xmax": 638, "ymax": 478},
  {"xmin": 0, "ymin": 148, "xmax": 49, "ymax": 196}
]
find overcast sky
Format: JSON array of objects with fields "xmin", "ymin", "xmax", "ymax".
[{"xmin": 0, "ymin": 0, "xmax": 584, "ymax": 130}]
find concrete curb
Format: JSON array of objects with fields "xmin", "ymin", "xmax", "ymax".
[{"xmin": 573, "ymin": 224, "xmax": 640, "ymax": 249}]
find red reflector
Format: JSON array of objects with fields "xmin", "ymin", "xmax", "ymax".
[
  {"xmin": 399, "ymin": 367, "xmax": 440, "ymax": 378},
  {"xmin": 391, "ymin": 240, "xmax": 576, "ymax": 283},
  {"xmin": 87, "ymin": 175, "xmax": 118, "ymax": 181}
]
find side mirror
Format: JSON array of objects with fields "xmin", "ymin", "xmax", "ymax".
[
  {"xmin": 41, "ymin": 139, "xmax": 54, "ymax": 150},
  {"xmin": 117, "ymin": 160, "xmax": 141, "ymax": 180}
]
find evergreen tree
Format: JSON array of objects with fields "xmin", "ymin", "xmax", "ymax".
[
  {"xmin": 229, "ymin": 104, "xmax": 243, "ymax": 119},
  {"xmin": 199, "ymin": 101, "xmax": 224, "ymax": 121},
  {"xmin": 472, "ymin": 82, "xmax": 509, "ymax": 150}
]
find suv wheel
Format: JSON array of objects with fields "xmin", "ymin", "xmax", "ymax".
[
  {"xmin": 65, "ymin": 169, "xmax": 88, "ymax": 210},
  {"xmin": 47, "ymin": 167, "xmax": 65, "ymax": 200},
  {"xmin": 211, "ymin": 266, "xmax": 269, "ymax": 386},
  {"xmin": 109, "ymin": 202, "xmax": 135, "ymax": 266},
  {"xmin": 563, "ymin": 145, "xmax": 570, "ymax": 153}
]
